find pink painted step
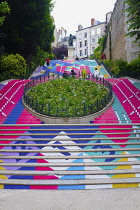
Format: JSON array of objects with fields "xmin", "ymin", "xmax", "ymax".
[
  {"xmin": 0, "ymin": 125, "xmax": 30, "ymax": 149},
  {"xmin": 16, "ymin": 120, "xmax": 41, "ymax": 124},
  {"xmin": 0, "ymin": 80, "xmax": 20, "ymax": 94},
  {"xmin": 31, "ymin": 154, "xmax": 59, "ymax": 190},
  {"xmin": 56, "ymin": 66, "xmax": 61, "ymax": 72},
  {"xmin": 16, "ymin": 109, "xmax": 42, "ymax": 124},
  {"xmin": 121, "ymin": 79, "xmax": 140, "ymax": 97},
  {"xmin": 94, "ymin": 107, "xmax": 119, "ymax": 123},
  {"xmin": 97, "ymin": 125, "xmax": 133, "ymax": 147},
  {"xmin": 107, "ymin": 78, "xmax": 120, "ymax": 85},
  {"xmin": 116, "ymin": 83, "xmax": 135, "ymax": 98},
  {"xmin": 0, "ymin": 80, "xmax": 28, "ymax": 124}
]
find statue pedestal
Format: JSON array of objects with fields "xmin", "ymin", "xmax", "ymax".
[{"xmin": 68, "ymin": 46, "xmax": 75, "ymax": 60}]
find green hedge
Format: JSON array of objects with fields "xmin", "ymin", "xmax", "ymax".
[
  {"xmin": 103, "ymin": 56, "xmax": 140, "ymax": 79},
  {"xmin": 0, "ymin": 54, "xmax": 27, "ymax": 81}
]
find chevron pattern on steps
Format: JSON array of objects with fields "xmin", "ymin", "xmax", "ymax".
[{"xmin": 0, "ymin": 124, "xmax": 140, "ymax": 190}]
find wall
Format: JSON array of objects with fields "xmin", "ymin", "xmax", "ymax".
[
  {"xmin": 104, "ymin": 0, "xmax": 140, "ymax": 62},
  {"xmin": 125, "ymin": 7, "xmax": 140, "ymax": 62},
  {"xmin": 104, "ymin": 0, "xmax": 127, "ymax": 61}
]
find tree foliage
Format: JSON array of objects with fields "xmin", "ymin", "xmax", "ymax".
[
  {"xmin": 89, "ymin": 36, "xmax": 105, "ymax": 60},
  {"xmin": 0, "ymin": 1, "xmax": 10, "ymax": 26},
  {"xmin": 1, "ymin": 0, "xmax": 55, "ymax": 62},
  {"xmin": 124, "ymin": 0, "xmax": 140, "ymax": 45},
  {"xmin": 52, "ymin": 45, "xmax": 68, "ymax": 59},
  {"xmin": 0, "ymin": 1, "xmax": 10, "ymax": 55}
]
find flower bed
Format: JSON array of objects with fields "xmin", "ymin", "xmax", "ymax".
[{"xmin": 25, "ymin": 78, "xmax": 110, "ymax": 117}]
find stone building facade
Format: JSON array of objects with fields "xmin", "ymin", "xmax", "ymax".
[{"xmin": 104, "ymin": 0, "xmax": 140, "ymax": 62}]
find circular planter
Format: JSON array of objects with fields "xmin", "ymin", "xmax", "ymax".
[{"xmin": 22, "ymin": 95, "xmax": 114, "ymax": 124}]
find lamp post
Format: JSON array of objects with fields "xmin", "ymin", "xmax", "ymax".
[{"xmin": 87, "ymin": 47, "xmax": 88, "ymax": 59}]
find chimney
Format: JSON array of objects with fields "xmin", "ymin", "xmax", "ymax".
[
  {"xmin": 78, "ymin": 24, "xmax": 83, "ymax": 31},
  {"xmin": 91, "ymin": 18, "xmax": 95, "ymax": 26}
]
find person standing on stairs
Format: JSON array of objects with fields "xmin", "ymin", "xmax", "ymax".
[
  {"xmin": 46, "ymin": 58, "xmax": 50, "ymax": 66},
  {"xmin": 82, "ymin": 68, "xmax": 87, "ymax": 79}
]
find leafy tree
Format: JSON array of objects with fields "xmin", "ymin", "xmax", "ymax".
[
  {"xmin": 0, "ymin": 1, "xmax": 10, "ymax": 55},
  {"xmin": 33, "ymin": 47, "xmax": 49, "ymax": 67},
  {"xmin": 89, "ymin": 39, "xmax": 102, "ymax": 60},
  {"xmin": 1, "ymin": 0, "xmax": 55, "ymax": 62},
  {"xmin": 0, "ymin": 1, "xmax": 10, "ymax": 26},
  {"xmin": 124, "ymin": 0, "xmax": 140, "ymax": 45},
  {"xmin": 52, "ymin": 44, "xmax": 68, "ymax": 59}
]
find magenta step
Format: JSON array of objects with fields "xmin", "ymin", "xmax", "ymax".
[{"xmin": 16, "ymin": 121, "xmax": 41, "ymax": 124}]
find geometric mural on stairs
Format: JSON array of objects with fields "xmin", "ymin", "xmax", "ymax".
[{"xmin": 0, "ymin": 59, "xmax": 140, "ymax": 189}]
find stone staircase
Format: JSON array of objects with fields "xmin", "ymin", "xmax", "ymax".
[{"xmin": 0, "ymin": 123, "xmax": 140, "ymax": 190}]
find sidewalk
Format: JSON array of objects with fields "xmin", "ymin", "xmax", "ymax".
[{"xmin": 0, "ymin": 188, "xmax": 140, "ymax": 210}]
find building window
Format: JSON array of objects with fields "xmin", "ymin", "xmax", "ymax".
[
  {"xmin": 97, "ymin": 28, "xmax": 101, "ymax": 34},
  {"xmin": 92, "ymin": 38, "xmax": 95, "ymax": 44},
  {"xmin": 79, "ymin": 41, "xmax": 82, "ymax": 48},
  {"xmin": 84, "ymin": 40, "xmax": 87, "ymax": 46},
  {"xmin": 84, "ymin": 32, "xmax": 87, "ymax": 38},
  {"xmin": 85, "ymin": 49, "xmax": 87, "ymax": 55},
  {"xmin": 80, "ymin": 50, "xmax": 82, "ymax": 56},
  {"xmin": 92, "ymin": 47, "xmax": 95, "ymax": 52},
  {"xmin": 84, "ymin": 48, "xmax": 88, "ymax": 56},
  {"xmin": 79, "ymin": 34, "xmax": 82, "ymax": 40},
  {"xmin": 91, "ymin": 29, "xmax": 95, "ymax": 36}
]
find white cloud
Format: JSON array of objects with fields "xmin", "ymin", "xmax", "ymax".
[{"xmin": 51, "ymin": 0, "xmax": 117, "ymax": 35}]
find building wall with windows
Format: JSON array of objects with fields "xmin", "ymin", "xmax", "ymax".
[{"xmin": 76, "ymin": 20, "xmax": 105, "ymax": 59}]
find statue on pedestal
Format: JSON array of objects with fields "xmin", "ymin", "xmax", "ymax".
[{"xmin": 68, "ymin": 34, "xmax": 73, "ymax": 46}]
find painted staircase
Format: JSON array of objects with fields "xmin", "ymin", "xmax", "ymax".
[
  {"xmin": 0, "ymin": 60, "xmax": 140, "ymax": 190},
  {"xmin": 0, "ymin": 124, "xmax": 140, "ymax": 190}
]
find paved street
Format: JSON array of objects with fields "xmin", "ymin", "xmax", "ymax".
[{"xmin": 0, "ymin": 188, "xmax": 140, "ymax": 210}]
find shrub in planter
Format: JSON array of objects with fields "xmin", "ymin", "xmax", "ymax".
[
  {"xmin": 128, "ymin": 55, "xmax": 140, "ymax": 78},
  {"xmin": 103, "ymin": 60, "xmax": 116, "ymax": 72},
  {"xmin": 26, "ymin": 78, "xmax": 109, "ymax": 117},
  {"xmin": 115, "ymin": 59, "xmax": 128, "ymax": 76}
]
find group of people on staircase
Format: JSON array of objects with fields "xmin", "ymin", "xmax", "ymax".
[
  {"xmin": 62, "ymin": 68, "xmax": 88, "ymax": 79},
  {"xmin": 62, "ymin": 69, "xmax": 76, "ymax": 78}
]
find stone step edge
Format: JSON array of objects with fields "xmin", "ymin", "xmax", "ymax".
[
  {"xmin": 0, "ymin": 128, "xmax": 140, "ymax": 131},
  {"xmin": 1, "ymin": 147, "xmax": 140, "ymax": 153},
  {"xmin": 1, "ymin": 142, "xmax": 140, "ymax": 147},
  {"xmin": 0, "ymin": 137, "xmax": 139, "ymax": 141},
  {"xmin": 1, "ymin": 132, "xmax": 140, "ymax": 136},
  {"xmin": 0, "ymin": 161, "xmax": 140, "ymax": 167},
  {"xmin": 1, "ymin": 168, "xmax": 140, "ymax": 176},
  {"xmin": 1, "ymin": 153, "xmax": 140, "ymax": 159},
  {"xmin": 0, "ymin": 177, "xmax": 140, "ymax": 185},
  {"xmin": 0, "ymin": 123, "xmax": 139, "ymax": 126}
]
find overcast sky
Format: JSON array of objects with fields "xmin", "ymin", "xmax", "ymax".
[{"xmin": 51, "ymin": 0, "xmax": 117, "ymax": 35}]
